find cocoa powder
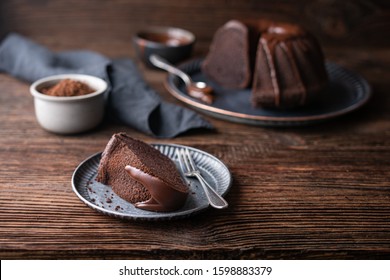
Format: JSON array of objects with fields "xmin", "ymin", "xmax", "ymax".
[{"xmin": 41, "ymin": 79, "xmax": 95, "ymax": 97}]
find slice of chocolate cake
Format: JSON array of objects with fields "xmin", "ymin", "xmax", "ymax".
[
  {"xmin": 96, "ymin": 133, "xmax": 188, "ymax": 212},
  {"xmin": 202, "ymin": 20, "xmax": 252, "ymax": 89}
]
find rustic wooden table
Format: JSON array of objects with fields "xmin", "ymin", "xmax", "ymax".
[
  {"xmin": 0, "ymin": 0, "xmax": 389, "ymax": 260},
  {"xmin": 1, "ymin": 45, "xmax": 389, "ymax": 259}
]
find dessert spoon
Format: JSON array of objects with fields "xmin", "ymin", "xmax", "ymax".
[{"xmin": 149, "ymin": 54, "xmax": 213, "ymax": 104}]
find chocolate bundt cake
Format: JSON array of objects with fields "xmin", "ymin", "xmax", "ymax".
[
  {"xmin": 96, "ymin": 133, "xmax": 188, "ymax": 212},
  {"xmin": 200, "ymin": 20, "xmax": 252, "ymax": 89},
  {"xmin": 202, "ymin": 19, "xmax": 328, "ymax": 108}
]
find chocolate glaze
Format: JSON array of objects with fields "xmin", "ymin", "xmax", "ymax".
[
  {"xmin": 203, "ymin": 19, "xmax": 328, "ymax": 108},
  {"xmin": 249, "ymin": 20, "xmax": 328, "ymax": 108},
  {"xmin": 266, "ymin": 22, "xmax": 305, "ymax": 37},
  {"xmin": 256, "ymin": 22, "xmax": 309, "ymax": 106},
  {"xmin": 125, "ymin": 165, "xmax": 188, "ymax": 212},
  {"xmin": 96, "ymin": 133, "xmax": 189, "ymax": 212}
]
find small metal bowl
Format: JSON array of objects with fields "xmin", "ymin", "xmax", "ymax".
[
  {"xmin": 30, "ymin": 74, "xmax": 108, "ymax": 134},
  {"xmin": 133, "ymin": 26, "xmax": 195, "ymax": 68}
]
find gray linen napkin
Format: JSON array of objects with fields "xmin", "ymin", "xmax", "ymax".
[{"xmin": 0, "ymin": 33, "xmax": 213, "ymax": 137}]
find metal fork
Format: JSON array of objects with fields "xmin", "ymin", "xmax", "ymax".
[{"xmin": 177, "ymin": 148, "xmax": 228, "ymax": 209}]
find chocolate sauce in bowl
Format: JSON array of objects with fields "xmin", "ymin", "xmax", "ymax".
[{"xmin": 139, "ymin": 32, "xmax": 191, "ymax": 46}]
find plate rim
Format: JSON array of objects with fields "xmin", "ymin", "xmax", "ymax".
[
  {"xmin": 164, "ymin": 59, "xmax": 372, "ymax": 125},
  {"xmin": 71, "ymin": 143, "xmax": 232, "ymax": 221}
]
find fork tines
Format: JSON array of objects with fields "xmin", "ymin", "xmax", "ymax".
[{"xmin": 176, "ymin": 148, "xmax": 194, "ymax": 174}]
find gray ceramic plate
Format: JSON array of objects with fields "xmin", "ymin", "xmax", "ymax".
[
  {"xmin": 165, "ymin": 59, "xmax": 371, "ymax": 126},
  {"xmin": 72, "ymin": 144, "xmax": 232, "ymax": 221}
]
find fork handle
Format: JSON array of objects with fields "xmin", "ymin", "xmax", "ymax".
[{"xmin": 194, "ymin": 173, "xmax": 228, "ymax": 209}]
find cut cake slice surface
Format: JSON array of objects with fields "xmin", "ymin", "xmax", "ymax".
[{"xmin": 96, "ymin": 133, "xmax": 188, "ymax": 212}]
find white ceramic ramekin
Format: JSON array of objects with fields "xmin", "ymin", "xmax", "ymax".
[{"xmin": 30, "ymin": 74, "xmax": 108, "ymax": 134}]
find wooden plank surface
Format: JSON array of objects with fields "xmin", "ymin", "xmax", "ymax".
[
  {"xmin": 0, "ymin": 0, "xmax": 390, "ymax": 259},
  {"xmin": 1, "ymin": 0, "xmax": 389, "ymax": 51}
]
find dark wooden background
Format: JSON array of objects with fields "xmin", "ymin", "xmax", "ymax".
[
  {"xmin": 1, "ymin": 0, "xmax": 389, "ymax": 52},
  {"xmin": 0, "ymin": 0, "xmax": 389, "ymax": 259}
]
